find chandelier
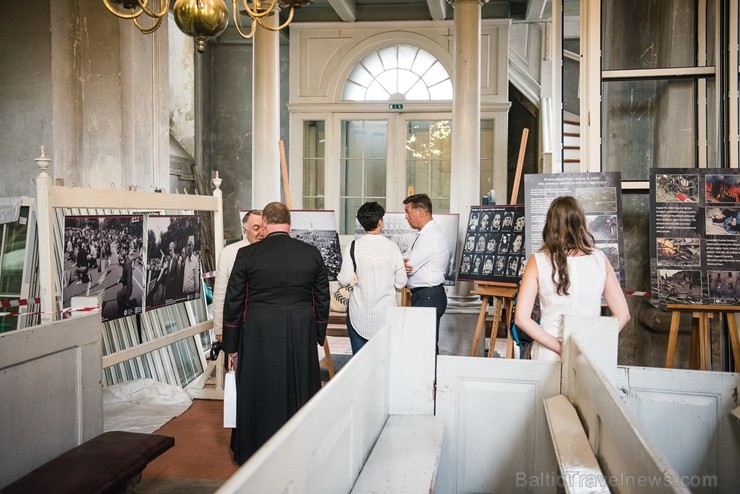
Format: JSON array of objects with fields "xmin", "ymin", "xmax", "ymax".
[{"xmin": 102, "ymin": 0, "xmax": 313, "ymax": 53}]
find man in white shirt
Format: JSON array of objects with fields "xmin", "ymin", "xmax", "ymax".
[
  {"xmin": 403, "ymin": 193, "xmax": 451, "ymax": 352},
  {"xmin": 212, "ymin": 210, "xmax": 264, "ymax": 339}
]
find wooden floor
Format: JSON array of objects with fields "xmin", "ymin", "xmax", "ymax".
[{"xmin": 139, "ymin": 335, "xmax": 353, "ymax": 492}]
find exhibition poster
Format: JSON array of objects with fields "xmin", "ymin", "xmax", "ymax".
[
  {"xmin": 457, "ymin": 205, "xmax": 526, "ymax": 284},
  {"xmin": 145, "ymin": 215, "xmax": 203, "ymax": 310},
  {"xmin": 524, "ymin": 172, "xmax": 625, "ymax": 289},
  {"xmin": 650, "ymin": 168, "xmax": 740, "ymax": 307},
  {"xmin": 290, "ymin": 210, "xmax": 342, "ymax": 281},
  {"xmin": 63, "ymin": 215, "xmax": 144, "ymax": 322}
]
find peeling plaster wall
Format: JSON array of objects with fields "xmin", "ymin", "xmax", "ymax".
[
  {"xmin": 0, "ymin": 0, "xmax": 170, "ymax": 195},
  {"xmin": 0, "ymin": 0, "xmax": 53, "ymax": 197}
]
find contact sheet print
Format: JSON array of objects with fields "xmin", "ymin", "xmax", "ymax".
[
  {"xmin": 457, "ymin": 205, "xmax": 526, "ymax": 284},
  {"xmin": 650, "ymin": 168, "xmax": 740, "ymax": 307}
]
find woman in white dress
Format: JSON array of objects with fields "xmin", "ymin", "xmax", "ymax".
[
  {"xmin": 338, "ymin": 202, "xmax": 407, "ymax": 354},
  {"xmin": 514, "ymin": 196, "xmax": 630, "ymax": 360}
]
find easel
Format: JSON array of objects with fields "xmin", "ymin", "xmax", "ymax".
[
  {"xmin": 664, "ymin": 304, "xmax": 740, "ymax": 371},
  {"xmin": 469, "ymin": 129, "xmax": 528, "ymax": 359},
  {"xmin": 280, "ymin": 140, "xmax": 335, "ymax": 378}
]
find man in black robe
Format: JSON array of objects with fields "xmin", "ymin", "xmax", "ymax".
[{"xmin": 222, "ymin": 201, "xmax": 330, "ymax": 464}]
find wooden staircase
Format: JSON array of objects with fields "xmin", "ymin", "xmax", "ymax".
[{"xmin": 563, "ymin": 112, "xmax": 581, "ymax": 172}]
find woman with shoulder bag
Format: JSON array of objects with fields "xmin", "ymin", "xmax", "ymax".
[{"xmin": 337, "ymin": 202, "xmax": 407, "ymax": 354}]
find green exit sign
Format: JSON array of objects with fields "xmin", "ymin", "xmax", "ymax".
[{"xmin": 389, "ymin": 103, "xmax": 404, "ymax": 110}]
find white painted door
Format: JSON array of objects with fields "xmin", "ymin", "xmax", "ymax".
[
  {"xmin": 435, "ymin": 355, "xmax": 561, "ymax": 493},
  {"xmin": 617, "ymin": 367, "xmax": 740, "ymax": 494}
]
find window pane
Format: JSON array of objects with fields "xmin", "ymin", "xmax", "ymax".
[
  {"xmin": 602, "ymin": 0, "xmax": 697, "ymax": 70},
  {"xmin": 341, "ymin": 159, "xmax": 364, "ymax": 196},
  {"xmin": 405, "ymin": 120, "xmax": 451, "ymax": 208},
  {"xmin": 0, "ymin": 218, "xmax": 28, "ymax": 294},
  {"xmin": 341, "ymin": 197, "xmax": 364, "ymax": 234},
  {"xmin": 602, "ymin": 79, "xmax": 697, "ymax": 180},
  {"xmin": 339, "ymin": 120, "xmax": 388, "ymax": 234},
  {"xmin": 302, "ymin": 121, "xmax": 325, "ymax": 208},
  {"xmin": 365, "ymin": 159, "xmax": 387, "ymax": 197},
  {"xmin": 342, "ymin": 44, "xmax": 452, "ymax": 101}
]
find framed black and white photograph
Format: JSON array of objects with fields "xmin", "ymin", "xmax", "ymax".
[
  {"xmin": 289, "ymin": 210, "xmax": 342, "ymax": 281},
  {"xmin": 63, "ymin": 215, "xmax": 144, "ymax": 322},
  {"xmin": 145, "ymin": 215, "xmax": 202, "ymax": 310}
]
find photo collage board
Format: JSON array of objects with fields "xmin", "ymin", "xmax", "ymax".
[
  {"xmin": 457, "ymin": 205, "xmax": 526, "ymax": 284},
  {"xmin": 62, "ymin": 214, "xmax": 202, "ymax": 323},
  {"xmin": 649, "ymin": 168, "xmax": 740, "ymax": 307},
  {"xmin": 524, "ymin": 172, "xmax": 626, "ymax": 290}
]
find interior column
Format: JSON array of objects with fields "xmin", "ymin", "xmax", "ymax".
[{"xmin": 252, "ymin": 14, "xmax": 282, "ymax": 209}]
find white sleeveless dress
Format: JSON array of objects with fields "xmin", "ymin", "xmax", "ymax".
[{"xmin": 531, "ymin": 250, "xmax": 607, "ymax": 361}]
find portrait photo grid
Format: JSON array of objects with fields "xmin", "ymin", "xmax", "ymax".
[{"xmin": 457, "ymin": 205, "xmax": 526, "ymax": 284}]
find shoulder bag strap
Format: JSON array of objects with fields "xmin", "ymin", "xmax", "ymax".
[{"xmin": 350, "ymin": 240, "xmax": 356, "ymax": 272}]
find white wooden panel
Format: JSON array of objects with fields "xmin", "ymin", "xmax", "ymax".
[
  {"xmin": 217, "ymin": 326, "xmax": 393, "ymax": 494},
  {"xmin": 617, "ymin": 367, "xmax": 740, "ymax": 494},
  {"xmin": 567, "ymin": 337, "xmax": 689, "ymax": 494},
  {"xmin": 0, "ymin": 314, "xmax": 102, "ymax": 486},
  {"xmin": 387, "ymin": 306, "xmax": 436, "ymax": 415},
  {"xmin": 436, "ymin": 356, "xmax": 560, "ymax": 493},
  {"xmin": 562, "ymin": 315, "xmax": 618, "ymax": 393}
]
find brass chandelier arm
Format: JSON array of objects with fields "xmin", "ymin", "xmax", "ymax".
[
  {"xmin": 236, "ymin": 0, "xmax": 278, "ymax": 20},
  {"xmin": 232, "ymin": 13, "xmax": 259, "ymax": 39},
  {"xmin": 139, "ymin": 0, "xmax": 170, "ymax": 18},
  {"xmin": 134, "ymin": 14, "xmax": 165, "ymax": 33},
  {"xmin": 256, "ymin": 7, "xmax": 294, "ymax": 31},
  {"xmin": 101, "ymin": 0, "xmax": 147, "ymax": 19}
]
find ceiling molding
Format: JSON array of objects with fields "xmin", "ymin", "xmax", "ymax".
[
  {"xmin": 427, "ymin": 0, "xmax": 448, "ymax": 20},
  {"xmin": 328, "ymin": 0, "xmax": 358, "ymax": 22}
]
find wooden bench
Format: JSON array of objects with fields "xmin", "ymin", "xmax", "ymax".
[
  {"xmin": 351, "ymin": 414, "xmax": 445, "ymax": 493},
  {"xmin": 544, "ymin": 394, "xmax": 608, "ymax": 494},
  {"xmin": 2, "ymin": 431, "xmax": 174, "ymax": 494}
]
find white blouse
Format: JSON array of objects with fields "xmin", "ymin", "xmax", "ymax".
[{"xmin": 337, "ymin": 234, "xmax": 407, "ymax": 340}]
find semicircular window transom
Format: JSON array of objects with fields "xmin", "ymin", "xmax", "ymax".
[{"xmin": 342, "ymin": 44, "xmax": 452, "ymax": 102}]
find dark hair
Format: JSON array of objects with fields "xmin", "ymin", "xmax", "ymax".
[
  {"xmin": 541, "ymin": 196, "xmax": 594, "ymax": 295},
  {"xmin": 357, "ymin": 202, "xmax": 385, "ymax": 231},
  {"xmin": 403, "ymin": 193, "xmax": 433, "ymax": 214},
  {"xmin": 262, "ymin": 202, "xmax": 291, "ymax": 225}
]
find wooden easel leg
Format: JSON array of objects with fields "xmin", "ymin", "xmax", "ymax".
[
  {"xmin": 726, "ymin": 313, "xmax": 740, "ymax": 372},
  {"xmin": 504, "ymin": 299, "xmax": 515, "ymax": 359},
  {"xmin": 665, "ymin": 310, "xmax": 681, "ymax": 368},
  {"xmin": 488, "ymin": 298, "xmax": 503, "ymax": 358},
  {"xmin": 689, "ymin": 315, "xmax": 700, "ymax": 370},
  {"xmin": 471, "ymin": 296, "xmax": 490, "ymax": 357},
  {"xmin": 699, "ymin": 313, "xmax": 710, "ymax": 371},
  {"xmin": 322, "ymin": 339, "xmax": 335, "ymax": 378}
]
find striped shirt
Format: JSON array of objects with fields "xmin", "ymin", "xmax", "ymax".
[{"xmin": 337, "ymin": 234, "xmax": 407, "ymax": 340}]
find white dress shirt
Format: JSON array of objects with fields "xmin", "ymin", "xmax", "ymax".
[
  {"xmin": 212, "ymin": 239, "xmax": 249, "ymax": 336},
  {"xmin": 337, "ymin": 234, "xmax": 407, "ymax": 340},
  {"xmin": 406, "ymin": 219, "xmax": 450, "ymax": 289}
]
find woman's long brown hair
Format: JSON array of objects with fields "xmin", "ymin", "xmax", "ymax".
[{"xmin": 540, "ymin": 196, "xmax": 595, "ymax": 295}]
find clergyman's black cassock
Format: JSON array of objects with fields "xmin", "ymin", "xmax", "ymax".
[{"xmin": 222, "ymin": 230, "xmax": 330, "ymax": 464}]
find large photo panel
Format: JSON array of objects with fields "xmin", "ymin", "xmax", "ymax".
[
  {"xmin": 524, "ymin": 172, "xmax": 626, "ymax": 289},
  {"xmin": 650, "ymin": 168, "xmax": 740, "ymax": 306},
  {"xmin": 62, "ymin": 215, "xmax": 144, "ymax": 322},
  {"xmin": 145, "ymin": 215, "xmax": 202, "ymax": 310}
]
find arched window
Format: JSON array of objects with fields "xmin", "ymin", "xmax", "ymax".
[{"xmin": 342, "ymin": 44, "xmax": 452, "ymax": 101}]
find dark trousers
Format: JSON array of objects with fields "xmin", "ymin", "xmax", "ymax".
[
  {"xmin": 346, "ymin": 310, "xmax": 368, "ymax": 355},
  {"xmin": 410, "ymin": 284, "xmax": 447, "ymax": 353}
]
